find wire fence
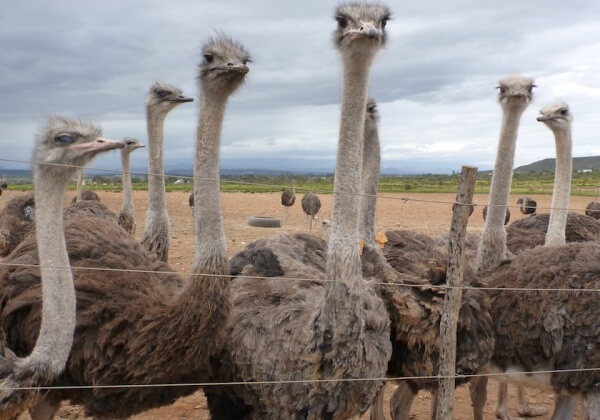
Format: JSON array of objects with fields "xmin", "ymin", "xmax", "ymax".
[
  {"xmin": 3, "ymin": 367, "xmax": 600, "ymax": 391},
  {"xmin": 1, "ymin": 157, "xmax": 599, "ymax": 396},
  {"xmin": 1, "ymin": 157, "xmax": 598, "ymax": 213}
]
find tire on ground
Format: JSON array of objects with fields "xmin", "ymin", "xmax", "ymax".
[{"xmin": 247, "ymin": 216, "xmax": 282, "ymax": 228}]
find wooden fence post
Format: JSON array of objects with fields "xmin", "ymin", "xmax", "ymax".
[{"xmin": 435, "ymin": 165, "xmax": 478, "ymax": 420}]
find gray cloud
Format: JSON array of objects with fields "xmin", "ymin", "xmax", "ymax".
[{"xmin": 1, "ymin": 0, "xmax": 600, "ymax": 174}]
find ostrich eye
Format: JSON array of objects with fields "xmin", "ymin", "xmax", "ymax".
[
  {"xmin": 368, "ymin": 105, "xmax": 377, "ymax": 112},
  {"xmin": 497, "ymin": 86, "xmax": 507, "ymax": 95},
  {"xmin": 560, "ymin": 109, "xmax": 568, "ymax": 116},
  {"xmin": 156, "ymin": 90, "xmax": 170, "ymax": 99},
  {"xmin": 203, "ymin": 54, "xmax": 214, "ymax": 63},
  {"xmin": 336, "ymin": 16, "xmax": 347, "ymax": 28},
  {"xmin": 55, "ymin": 134, "xmax": 74, "ymax": 144},
  {"xmin": 527, "ymin": 85, "xmax": 535, "ymax": 93},
  {"xmin": 381, "ymin": 19, "xmax": 388, "ymax": 28}
]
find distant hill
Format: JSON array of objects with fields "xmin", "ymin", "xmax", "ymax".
[{"xmin": 514, "ymin": 156, "xmax": 600, "ymax": 173}]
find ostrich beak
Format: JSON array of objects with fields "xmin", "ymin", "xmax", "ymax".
[
  {"xmin": 537, "ymin": 114, "xmax": 552, "ymax": 122},
  {"xmin": 68, "ymin": 138, "xmax": 124, "ymax": 153},
  {"xmin": 172, "ymin": 95, "xmax": 194, "ymax": 103}
]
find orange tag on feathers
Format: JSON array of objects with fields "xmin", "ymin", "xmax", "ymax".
[
  {"xmin": 375, "ymin": 231, "xmax": 388, "ymax": 248},
  {"xmin": 359, "ymin": 239, "xmax": 365, "ymax": 255}
]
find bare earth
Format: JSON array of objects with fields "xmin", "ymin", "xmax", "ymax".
[{"xmin": 7, "ymin": 190, "xmax": 587, "ymax": 419}]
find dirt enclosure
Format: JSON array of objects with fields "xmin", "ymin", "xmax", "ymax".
[{"xmin": 5, "ymin": 189, "xmax": 587, "ymax": 419}]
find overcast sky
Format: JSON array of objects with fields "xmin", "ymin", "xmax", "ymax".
[{"xmin": 2, "ymin": 0, "xmax": 600, "ymax": 174}]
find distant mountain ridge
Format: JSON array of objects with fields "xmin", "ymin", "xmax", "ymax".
[{"xmin": 514, "ymin": 156, "xmax": 600, "ymax": 173}]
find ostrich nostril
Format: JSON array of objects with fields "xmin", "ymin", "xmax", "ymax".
[{"xmin": 227, "ymin": 62, "xmax": 234, "ymax": 66}]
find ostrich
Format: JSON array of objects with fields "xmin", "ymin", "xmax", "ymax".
[
  {"xmin": 188, "ymin": 192, "xmax": 194, "ymax": 209},
  {"xmin": 281, "ymin": 179, "xmax": 296, "ymax": 222},
  {"xmin": 71, "ymin": 168, "xmax": 100, "ymax": 204},
  {"xmin": 0, "ymin": 117, "xmax": 124, "ymax": 418},
  {"xmin": 205, "ymin": 5, "xmax": 392, "ymax": 418},
  {"xmin": 471, "ymin": 105, "xmax": 600, "ymax": 420},
  {"xmin": 118, "ymin": 137, "xmax": 145, "ymax": 236},
  {"xmin": 301, "ymin": 192, "xmax": 321, "ymax": 232},
  {"xmin": 0, "ymin": 35, "xmax": 247, "ymax": 419},
  {"xmin": 585, "ymin": 187, "xmax": 600, "ymax": 219},
  {"xmin": 516, "ymin": 196, "xmax": 537, "ymax": 214},
  {"xmin": 355, "ymin": 101, "xmax": 494, "ymax": 420},
  {"xmin": 482, "ymin": 204, "xmax": 510, "ymax": 225},
  {"xmin": 0, "ymin": 175, "xmax": 7, "ymax": 197},
  {"xmin": 471, "ymin": 102, "xmax": 577, "ymax": 420},
  {"xmin": 0, "ymin": 194, "xmax": 35, "ymax": 257},
  {"xmin": 141, "ymin": 82, "xmax": 193, "ymax": 262}
]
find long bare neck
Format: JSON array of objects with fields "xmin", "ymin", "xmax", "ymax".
[
  {"xmin": 76, "ymin": 169, "xmax": 84, "ymax": 202},
  {"xmin": 476, "ymin": 106, "xmax": 525, "ymax": 273},
  {"xmin": 545, "ymin": 128, "xmax": 572, "ymax": 246},
  {"xmin": 121, "ymin": 150, "xmax": 134, "ymax": 214},
  {"xmin": 359, "ymin": 122, "xmax": 380, "ymax": 247},
  {"xmin": 326, "ymin": 53, "xmax": 373, "ymax": 291},
  {"xmin": 192, "ymin": 93, "xmax": 228, "ymax": 272},
  {"xmin": 145, "ymin": 110, "xmax": 168, "ymax": 220},
  {"xmin": 28, "ymin": 171, "xmax": 76, "ymax": 376}
]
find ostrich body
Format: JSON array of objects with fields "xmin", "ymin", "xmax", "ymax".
[
  {"xmin": 0, "ymin": 117, "xmax": 124, "ymax": 418},
  {"xmin": 301, "ymin": 192, "xmax": 321, "ymax": 232},
  {"xmin": 71, "ymin": 168, "xmax": 101, "ymax": 204},
  {"xmin": 118, "ymin": 137, "xmax": 145, "ymax": 236},
  {"xmin": 188, "ymin": 192, "xmax": 194, "ymax": 208},
  {"xmin": 0, "ymin": 36, "xmax": 245, "ymax": 419},
  {"xmin": 141, "ymin": 82, "xmax": 193, "ymax": 262},
  {"xmin": 585, "ymin": 201, "xmax": 600, "ymax": 219},
  {"xmin": 0, "ymin": 176, "xmax": 7, "ymax": 191},
  {"xmin": 482, "ymin": 204, "xmax": 510, "ymax": 225},
  {"xmin": 472, "ymin": 103, "xmax": 578, "ymax": 420},
  {"xmin": 516, "ymin": 196, "xmax": 537, "ymax": 215},
  {"xmin": 281, "ymin": 179, "xmax": 296, "ymax": 222},
  {"xmin": 206, "ymin": 6, "xmax": 392, "ymax": 418},
  {"xmin": 475, "ymin": 76, "xmax": 535, "ymax": 274}
]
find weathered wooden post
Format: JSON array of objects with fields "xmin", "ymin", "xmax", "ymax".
[{"xmin": 435, "ymin": 165, "xmax": 478, "ymax": 420}]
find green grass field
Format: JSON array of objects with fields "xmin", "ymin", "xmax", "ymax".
[{"xmin": 5, "ymin": 171, "xmax": 600, "ymax": 196}]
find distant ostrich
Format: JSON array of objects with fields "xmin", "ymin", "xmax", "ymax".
[
  {"xmin": 141, "ymin": 82, "xmax": 193, "ymax": 262},
  {"xmin": 0, "ymin": 35, "xmax": 246, "ymax": 419},
  {"xmin": 516, "ymin": 196, "xmax": 536, "ymax": 214},
  {"xmin": 188, "ymin": 192, "xmax": 194, "ymax": 209},
  {"xmin": 0, "ymin": 117, "xmax": 124, "ymax": 417},
  {"xmin": 0, "ymin": 175, "xmax": 7, "ymax": 196},
  {"xmin": 205, "ymin": 5, "xmax": 392, "ymax": 418},
  {"xmin": 301, "ymin": 192, "xmax": 321, "ymax": 231},
  {"xmin": 585, "ymin": 186, "xmax": 600, "ymax": 219},
  {"xmin": 71, "ymin": 169, "xmax": 100, "ymax": 204},
  {"xmin": 482, "ymin": 204, "xmax": 510, "ymax": 225},
  {"xmin": 118, "ymin": 137, "xmax": 145, "ymax": 236},
  {"xmin": 280, "ymin": 179, "xmax": 296, "ymax": 222}
]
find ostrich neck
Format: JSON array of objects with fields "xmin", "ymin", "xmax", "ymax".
[
  {"xmin": 192, "ymin": 93, "xmax": 228, "ymax": 269},
  {"xmin": 359, "ymin": 123, "xmax": 380, "ymax": 247},
  {"xmin": 121, "ymin": 151, "xmax": 134, "ymax": 214},
  {"xmin": 476, "ymin": 106, "xmax": 525, "ymax": 273},
  {"xmin": 76, "ymin": 169, "xmax": 84, "ymax": 202},
  {"xmin": 326, "ymin": 53, "xmax": 373, "ymax": 292},
  {"xmin": 545, "ymin": 128, "xmax": 572, "ymax": 246},
  {"xmin": 146, "ymin": 110, "xmax": 168, "ymax": 220},
  {"xmin": 28, "ymin": 171, "xmax": 75, "ymax": 376}
]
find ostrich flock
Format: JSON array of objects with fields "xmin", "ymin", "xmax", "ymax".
[{"xmin": 0, "ymin": 3, "xmax": 599, "ymax": 420}]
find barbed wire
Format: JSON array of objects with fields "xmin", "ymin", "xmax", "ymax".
[
  {"xmin": 1, "ymin": 261, "xmax": 599, "ymax": 294},
  {"xmin": 1, "ymin": 157, "xmax": 598, "ymax": 212},
  {"xmin": 3, "ymin": 367, "xmax": 600, "ymax": 391}
]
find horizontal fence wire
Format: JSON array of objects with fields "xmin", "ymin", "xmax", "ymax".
[
  {"xmin": 1, "ymin": 261, "xmax": 599, "ymax": 294},
  {"xmin": 0, "ymin": 158, "xmax": 598, "ymax": 213},
  {"xmin": 3, "ymin": 367, "xmax": 600, "ymax": 391}
]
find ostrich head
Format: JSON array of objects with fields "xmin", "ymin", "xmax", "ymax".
[
  {"xmin": 198, "ymin": 34, "xmax": 251, "ymax": 96},
  {"xmin": 365, "ymin": 97, "xmax": 379, "ymax": 127},
  {"xmin": 333, "ymin": 2, "xmax": 390, "ymax": 58},
  {"xmin": 121, "ymin": 137, "xmax": 145, "ymax": 153},
  {"xmin": 536, "ymin": 102, "xmax": 572, "ymax": 133},
  {"xmin": 146, "ymin": 82, "xmax": 193, "ymax": 115},
  {"xmin": 33, "ymin": 116, "xmax": 124, "ymax": 184},
  {"xmin": 496, "ymin": 76, "xmax": 535, "ymax": 112}
]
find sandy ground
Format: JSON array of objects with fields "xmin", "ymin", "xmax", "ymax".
[{"xmin": 6, "ymin": 189, "xmax": 588, "ymax": 419}]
